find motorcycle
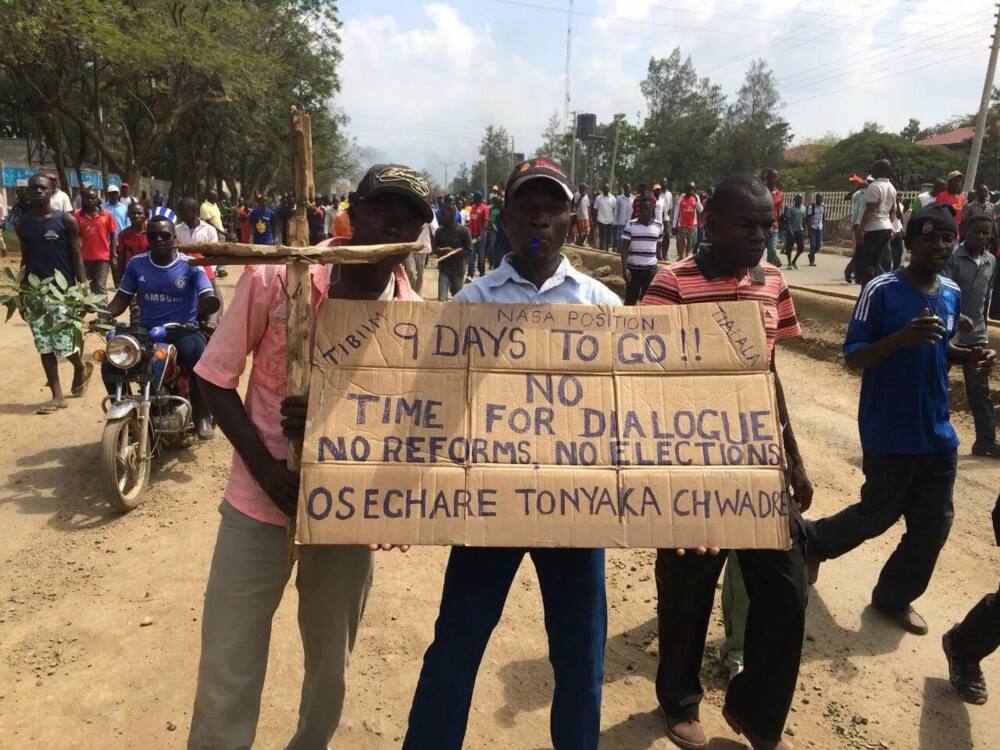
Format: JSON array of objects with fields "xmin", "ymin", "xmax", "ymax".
[{"xmin": 96, "ymin": 321, "xmax": 212, "ymax": 511}]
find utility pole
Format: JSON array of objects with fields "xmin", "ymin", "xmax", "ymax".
[
  {"xmin": 569, "ymin": 122, "xmax": 576, "ymax": 185},
  {"xmin": 563, "ymin": 0, "xmax": 574, "ymax": 127},
  {"xmin": 484, "ymin": 149, "xmax": 489, "ymax": 197},
  {"xmin": 965, "ymin": 3, "xmax": 1000, "ymax": 189},
  {"xmin": 442, "ymin": 162, "xmax": 449, "ymax": 191},
  {"xmin": 608, "ymin": 116, "xmax": 622, "ymax": 188}
]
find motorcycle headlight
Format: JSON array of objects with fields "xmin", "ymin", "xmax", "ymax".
[{"xmin": 106, "ymin": 335, "xmax": 142, "ymax": 369}]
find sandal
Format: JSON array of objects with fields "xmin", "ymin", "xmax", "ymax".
[
  {"xmin": 71, "ymin": 362, "xmax": 94, "ymax": 397},
  {"xmin": 36, "ymin": 401, "xmax": 68, "ymax": 415}
]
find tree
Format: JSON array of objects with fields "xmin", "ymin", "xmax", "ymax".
[
  {"xmin": 0, "ymin": 0, "xmax": 352, "ymax": 194},
  {"xmin": 900, "ymin": 118, "xmax": 922, "ymax": 142},
  {"xmin": 813, "ymin": 131, "xmax": 962, "ymax": 189},
  {"xmin": 450, "ymin": 163, "xmax": 472, "ymax": 195},
  {"xmin": 715, "ymin": 59, "xmax": 791, "ymax": 177},
  {"xmin": 634, "ymin": 48, "xmax": 726, "ymax": 189},
  {"xmin": 536, "ymin": 112, "xmax": 572, "ymax": 166},
  {"xmin": 469, "ymin": 126, "xmax": 513, "ymax": 195}
]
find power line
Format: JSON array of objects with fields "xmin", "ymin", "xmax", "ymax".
[
  {"xmin": 784, "ymin": 46, "xmax": 986, "ymax": 106},
  {"xmin": 776, "ymin": 16, "xmax": 990, "ymax": 88},
  {"xmin": 593, "ymin": 0, "xmax": 989, "ymax": 37},
  {"xmin": 494, "ymin": 0, "xmax": 981, "ymax": 49},
  {"xmin": 775, "ymin": 30, "xmax": 990, "ymax": 98}
]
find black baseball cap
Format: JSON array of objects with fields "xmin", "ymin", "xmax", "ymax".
[
  {"xmin": 355, "ymin": 164, "xmax": 433, "ymax": 222},
  {"xmin": 905, "ymin": 204, "xmax": 957, "ymax": 240},
  {"xmin": 505, "ymin": 158, "xmax": 574, "ymax": 202}
]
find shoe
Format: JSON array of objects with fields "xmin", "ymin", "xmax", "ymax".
[
  {"xmin": 723, "ymin": 651, "xmax": 744, "ymax": 680},
  {"xmin": 662, "ymin": 712, "xmax": 706, "ymax": 750},
  {"xmin": 196, "ymin": 416, "xmax": 215, "ymax": 441},
  {"xmin": 791, "ymin": 263, "xmax": 799, "ymax": 270},
  {"xmin": 871, "ymin": 602, "xmax": 928, "ymax": 635},
  {"xmin": 723, "ymin": 706, "xmax": 794, "ymax": 749},
  {"xmin": 216, "ymin": 268, "xmax": 228, "ymax": 278},
  {"xmin": 805, "ymin": 553, "xmax": 820, "ymax": 586},
  {"xmin": 971, "ymin": 441, "xmax": 1000, "ymax": 458},
  {"xmin": 943, "ymin": 629, "xmax": 989, "ymax": 704}
]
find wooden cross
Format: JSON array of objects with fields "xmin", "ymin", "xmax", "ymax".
[{"xmin": 185, "ymin": 107, "xmax": 422, "ymax": 471}]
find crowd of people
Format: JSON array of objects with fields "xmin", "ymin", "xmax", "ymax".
[{"xmin": 4, "ymin": 155, "xmax": 999, "ymax": 750}]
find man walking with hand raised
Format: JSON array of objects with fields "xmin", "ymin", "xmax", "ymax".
[{"xmin": 806, "ymin": 205, "xmax": 996, "ymax": 635}]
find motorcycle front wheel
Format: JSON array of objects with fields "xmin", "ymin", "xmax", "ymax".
[{"xmin": 100, "ymin": 416, "xmax": 151, "ymax": 512}]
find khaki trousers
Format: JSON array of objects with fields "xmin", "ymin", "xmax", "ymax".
[
  {"xmin": 188, "ymin": 501, "xmax": 373, "ymax": 750},
  {"xmin": 676, "ymin": 227, "xmax": 695, "ymax": 259}
]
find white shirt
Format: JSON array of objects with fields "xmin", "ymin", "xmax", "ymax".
[
  {"xmin": 614, "ymin": 194, "xmax": 633, "ymax": 225},
  {"xmin": 175, "ymin": 220, "xmax": 220, "ymax": 246},
  {"xmin": 50, "ymin": 188, "xmax": 73, "ymax": 213},
  {"xmin": 862, "ymin": 178, "xmax": 897, "ymax": 232},
  {"xmin": 661, "ymin": 190, "xmax": 674, "ymax": 218},
  {"xmin": 622, "ymin": 219, "xmax": 664, "ymax": 269},
  {"xmin": 594, "ymin": 193, "xmax": 616, "ymax": 224},
  {"xmin": 575, "ymin": 193, "xmax": 591, "ymax": 220},
  {"xmin": 456, "ymin": 253, "xmax": 621, "ymax": 305}
]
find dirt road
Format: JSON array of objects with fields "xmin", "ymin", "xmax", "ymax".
[{"xmin": 1, "ymin": 261, "xmax": 997, "ymax": 749}]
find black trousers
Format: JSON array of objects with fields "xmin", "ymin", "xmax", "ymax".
[
  {"xmin": 856, "ymin": 229, "xmax": 892, "ymax": 288},
  {"xmin": 598, "ymin": 222, "xmax": 614, "ymax": 252},
  {"xmin": 655, "ymin": 513, "xmax": 807, "ymax": 742},
  {"xmin": 625, "ymin": 266, "xmax": 657, "ymax": 305},
  {"xmin": 890, "ymin": 235, "xmax": 905, "ymax": 269},
  {"xmin": 807, "ymin": 450, "xmax": 956, "ymax": 611},
  {"xmin": 950, "ymin": 586, "xmax": 1000, "ymax": 663}
]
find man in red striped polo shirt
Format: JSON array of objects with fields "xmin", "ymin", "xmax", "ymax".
[{"xmin": 642, "ymin": 175, "xmax": 812, "ymax": 750}]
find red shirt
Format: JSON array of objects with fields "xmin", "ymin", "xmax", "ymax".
[
  {"xmin": 770, "ymin": 189, "xmax": 784, "ymax": 229},
  {"xmin": 676, "ymin": 194, "xmax": 700, "ymax": 229},
  {"xmin": 74, "ymin": 208, "xmax": 116, "ymax": 262},
  {"xmin": 935, "ymin": 192, "xmax": 965, "ymax": 229},
  {"xmin": 468, "ymin": 202, "xmax": 490, "ymax": 238},
  {"xmin": 118, "ymin": 227, "xmax": 148, "ymax": 267},
  {"xmin": 641, "ymin": 248, "xmax": 800, "ymax": 361}
]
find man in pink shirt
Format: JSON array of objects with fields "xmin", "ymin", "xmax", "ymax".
[{"xmin": 188, "ymin": 164, "xmax": 431, "ymax": 750}]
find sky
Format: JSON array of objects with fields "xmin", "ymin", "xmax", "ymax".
[{"xmin": 336, "ymin": 0, "xmax": 998, "ymax": 186}]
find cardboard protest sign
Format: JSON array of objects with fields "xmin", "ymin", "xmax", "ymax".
[{"xmin": 296, "ymin": 300, "xmax": 790, "ymax": 549}]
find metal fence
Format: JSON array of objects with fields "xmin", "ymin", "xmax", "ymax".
[{"xmin": 795, "ymin": 190, "xmax": 919, "ymax": 222}]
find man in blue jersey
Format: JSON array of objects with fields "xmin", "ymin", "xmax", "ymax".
[
  {"xmin": 806, "ymin": 205, "xmax": 996, "ymax": 635},
  {"xmin": 249, "ymin": 191, "xmax": 278, "ymax": 245},
  {"xmin": 103, "ymin": 214, "xmax": 219, "ymax": 440}
]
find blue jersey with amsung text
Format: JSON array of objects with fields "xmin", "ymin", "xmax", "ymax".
[
  {"xmin": 119, "ymin": 253, "xmax": 213, "ymax": 328},
  {"xmin": 843, "ymin": 270, "xmax": 961, "ymax": 454}
]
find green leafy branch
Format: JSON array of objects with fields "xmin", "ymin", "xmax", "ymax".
[{"xmin": 0, "ymin": 266, "xmax": 113, "ymax": 352}]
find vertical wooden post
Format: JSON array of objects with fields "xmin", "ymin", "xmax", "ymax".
[{"xmin": 286, "ymin": 107, "xmax": 314, "ymax": 473}]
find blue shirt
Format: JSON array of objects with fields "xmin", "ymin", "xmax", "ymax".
[
  {"xmin": 103, "ymin": 200, "xmax": 129, "ymax": 234},
  {"xmin": 435, "ymin": 208, "xmax": 463, "ymax": 225},
  {"xmin": 843, "ymin": 270, "xmax": 961, "ymax": 454},
  {"xmin": 119, "ymin": 253, "xmax": 214, "ymax": 328},
  {"xmin": 249, "ymin": 207, "xmax": 277, "ymax": 244},
  {"xmin": 455, "ymin": 253, "xmax": 622, "ymax": 305}
]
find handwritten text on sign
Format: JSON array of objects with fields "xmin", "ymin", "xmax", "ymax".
[{"xmin": 297, "ymin": 301, "xmax": 790, "ymax": 549}]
